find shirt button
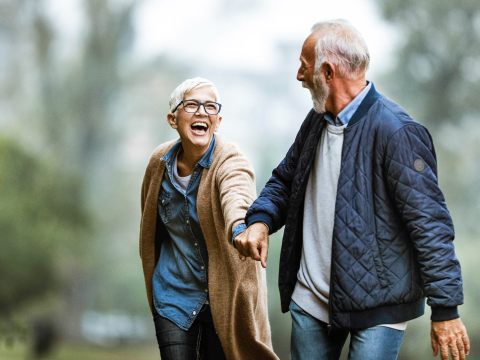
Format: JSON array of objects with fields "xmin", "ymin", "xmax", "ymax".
[
  {"xmin": 162, "ymin": 200, "xmax": 165, "ymax": 204},
  {"xmin": 186, "ymin": 219, "xmax": 189, "ymax": 224},
  {"xmin": 194, "ymin": 171, "xmax": 197, "ymax": 174},
  {"xmin": 193, "ymin": 311, "xmax": 196, "ymax": 315},
  {"xmin": 201, "ymin": 266, "xmax": 204, "ymax": 270},
  {"xmin": 194, "ymin": 243, "xmax": 198, "ymax": 246},
  {"xmin": 205, "ymin": 289, "xmax": 208, "ymax": 293}
]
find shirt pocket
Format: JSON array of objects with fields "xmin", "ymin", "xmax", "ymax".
[{"xmin": 158, "ymin": 190, "xmax": 173, "ymax": 224}]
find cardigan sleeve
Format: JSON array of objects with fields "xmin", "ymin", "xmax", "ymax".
[
  {"xmin": 216, "ymin": 149, "xmax": 257, "ymax": 245},
  {"xmin": 139, "ymin": 161, "xmax": 152, "ymax": 259}
]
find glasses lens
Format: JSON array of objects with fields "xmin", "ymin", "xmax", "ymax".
[
  {"xmin": 204, "ymin": 102, "xmax": 219, "ymax": 115},
  {"xmin": 183, "ymin": 100, "xmax": 199, "ymax": 113}
]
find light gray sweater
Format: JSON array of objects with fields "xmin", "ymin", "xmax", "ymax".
[{"xmin": 292, "ymin": 122, "xmax": 346, "ymax": 323}]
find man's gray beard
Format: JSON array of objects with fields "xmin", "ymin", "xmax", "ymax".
[{"xmin": 304, "ymin": 74, "xmax": 329, "ymax": 114}]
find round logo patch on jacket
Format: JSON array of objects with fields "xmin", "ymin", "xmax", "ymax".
[{"xmin": 414, "ymin": 159, "xmax": 425, "ymax": 172}]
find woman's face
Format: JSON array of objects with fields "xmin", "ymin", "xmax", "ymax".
[{"xmin": 168, "ymin": 86, "xmax": 222, "ymax": 152}]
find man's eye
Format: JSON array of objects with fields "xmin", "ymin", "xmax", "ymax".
[{"xmin": 205, "ymin": 103, "xmax": 217, "ymax": 110}]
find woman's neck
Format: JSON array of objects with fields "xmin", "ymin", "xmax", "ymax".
[{"xmin": 176, "ymin": 144, "xmax": 207, "ymax": 177}]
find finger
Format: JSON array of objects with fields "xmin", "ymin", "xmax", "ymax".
[
  {"xmin": 249, "ymin": 241, "xmax": 261, "ymax": 261},
  {"xmin": 440, "ymin": 344, "xmax": 449, "ymax": 360},
  {"xmin": 463, "ymin": 334, "xmax": 470, "ymax": 355},
  {"xmin": 235, "ymin": 240, "xmax": 250, "ymax": 258},
  {"xmin": 431, "ymin": 334, "xmax": 439, "ymax": 356},
  {"xmin": 456, "ymin": 338, "xmax": 465, "ymax": 360},
  {"xmin": 450, "ymin": 341, "xmax": 460, "ymax": 360},
  {"xmin": 260, "ymin": 242, "xmax": 269, "ymax": 269}
]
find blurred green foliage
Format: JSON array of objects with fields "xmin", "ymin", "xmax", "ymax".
[
  {"xmin": 376, "ymin": 0, "xmax": 480, "ymax": 128},
  {"xmin": 373, "ymin": 0, "xmax": 480, "ymax": 359},
  {"xmin": 0, "ymin": 137, "xmax": 89, "ymax": 315}
]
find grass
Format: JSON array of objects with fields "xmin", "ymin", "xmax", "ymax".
[{"xmin": 0, "ymin": 341, "xmax": 160, "ymax": 360}]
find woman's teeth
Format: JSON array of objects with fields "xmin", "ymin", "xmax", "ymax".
[{"xmin": 191, "ymin": 122, "xmax": 208, "ymax": 133}]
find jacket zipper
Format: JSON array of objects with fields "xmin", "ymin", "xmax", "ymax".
[{"xmin": 328, "ymin": 127, "xmax": 349, "ymax": 334}]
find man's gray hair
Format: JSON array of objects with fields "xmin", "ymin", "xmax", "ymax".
[
  {"xmin": 311, "ymin": 19, "xmax": 370, "ymax": 79},
  {"xmin": 169, "ymin": 77, "xmax": 221, "ymax": 115}
]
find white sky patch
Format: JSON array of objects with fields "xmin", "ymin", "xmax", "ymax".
[
  {"xmin": 46, "ymin": 0, "xmax": 84, "ymax": 44},
  {"xmin": 133, "ymin": 0, "xmax": 400, "ymax": 76}
]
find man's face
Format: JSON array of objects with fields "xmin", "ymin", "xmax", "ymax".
[
  {"xmin": 297, "ymin": 33, "xmax": 329, "ymax": 113},
  {"xmin": 169, "ymin": 86, "xmax": 222, "ymax": 151},
  {"xmin": 297, "ymin": 35, "xmax": 317, "ymax": 90}
]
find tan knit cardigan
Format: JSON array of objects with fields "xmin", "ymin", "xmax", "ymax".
[{"xmin": 139, "ymin": 135, "xmax": 278, "ymax": 360}]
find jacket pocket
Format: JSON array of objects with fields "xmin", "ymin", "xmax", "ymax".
[
  {"xmin": 158, "ymin": 190, "xmax": 172, "ymax": 224},
  {"xmin": 369, "ymin": 236, "xmax": 389, "ymax": 290}
]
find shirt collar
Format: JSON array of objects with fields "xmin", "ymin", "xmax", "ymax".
[
  {"xmin": 161, "ymin": 134, "xmax": 216, "ymax": 169},
  {"xmin": 324, "ymin": 81, "xmax": 372, "ymax": 126}
]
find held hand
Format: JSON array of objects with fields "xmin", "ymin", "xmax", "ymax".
[
  {"xmin": 431, "ymin": 318, "xmax": 470, "ymax": 360},
  {"xmin": 234, "ymin": 223, "xmax": 269, "ymax": 268}
]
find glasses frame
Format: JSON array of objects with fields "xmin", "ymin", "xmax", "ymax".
[{"xmin": 172, "ymin": 99, "xmax": 222, "ymax": 115}]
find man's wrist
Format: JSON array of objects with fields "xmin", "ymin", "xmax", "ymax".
[
  {"xmin": 431, "ymin": 306, "xmax": 459, "ymax": 322},
  {"xmin": 246, "ymin": 212, "xmax": 273, "ymax": 233},
  {"xmin": 253, "ymin": 221, "xmax": 270, "ymax": 232}
]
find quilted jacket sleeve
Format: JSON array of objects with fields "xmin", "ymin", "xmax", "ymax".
[
  {"xmin": 245, "ymin": 110, "xmax": 317, "ymax": 233},
  {"xmin": 384, "ymin": 124, "xmax": 463, "ymax": 321}
]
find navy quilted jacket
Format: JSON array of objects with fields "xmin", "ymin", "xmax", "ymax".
[{"xmin": 246, "ymin": 84, "xmax": 463, "ymax": 329}]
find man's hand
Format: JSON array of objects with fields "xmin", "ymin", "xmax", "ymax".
[
  {"xmin": 234, "ymin": 223, "xmax": 269, "ymax": 268},
  {"xmin": 431, "ymin": 318, "xmax": 470, "ymax": 360}
]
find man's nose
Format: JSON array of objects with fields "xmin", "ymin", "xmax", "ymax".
[{"xmin": 296, "ymin": 68, "xmax": 304, "ymax": 82}]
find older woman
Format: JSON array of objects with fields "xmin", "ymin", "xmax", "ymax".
[{"xmin": 139, "ymin": 78, "xmax": 278, "ymax": 360}]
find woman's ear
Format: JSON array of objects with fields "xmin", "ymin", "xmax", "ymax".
[
  {"xmin": 167, "ymin": 113, "xmax": 177, "ymax": 129},
  {"xmin": 215, "ymin": 116, "xmax": 222, "ymax": 132}
]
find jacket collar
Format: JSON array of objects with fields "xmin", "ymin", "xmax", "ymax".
[{"xmin": 347, "ymin": 82, "xmax": 381, "ymax": 128}]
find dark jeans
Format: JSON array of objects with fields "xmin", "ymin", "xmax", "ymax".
[{"xmin": 153, "ymin": 305, "xmax": 226, "ymax": 360}]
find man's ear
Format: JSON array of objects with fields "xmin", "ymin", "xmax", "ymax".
[
  {"xmin": 323, "ymin": 62, "xmax": 335, "ymax": 82},
  {"xmin": 167, "ymin": 113, "xmax": 177, "ymax": 129}
]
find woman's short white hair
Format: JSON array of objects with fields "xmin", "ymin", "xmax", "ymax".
[
  {"xmin": 311, "ymin": 19, "xmax": 370, "ymax": 79},
  {"xmin": 169, "ymin": 77, "xmax": 221, "ymax": 115}
]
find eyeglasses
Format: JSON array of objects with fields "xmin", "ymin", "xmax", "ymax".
[{"xmin": 172, "ymin": 99, "xmax": 222, "ymax": 115}]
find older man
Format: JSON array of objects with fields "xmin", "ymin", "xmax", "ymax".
[{"xmin": 234, "ymin": 19, "xmax": 470, "ymax": 360}]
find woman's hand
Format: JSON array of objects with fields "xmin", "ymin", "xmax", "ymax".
[{"xmin": 234, "ymin": 223, "xmax": 270, "ymax": 268}]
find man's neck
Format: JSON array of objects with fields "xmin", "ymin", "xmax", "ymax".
[{"xmin": 326, "ymin": 78, "xmax": 367, "ymax": 117}]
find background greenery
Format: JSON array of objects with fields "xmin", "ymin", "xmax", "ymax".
[{"xmin": 0, "ymin": 0, "xmax": 479, "ymax": 359}]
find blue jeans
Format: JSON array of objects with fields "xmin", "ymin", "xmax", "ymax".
[
  {"xmin": 153, "ymin": 305, "xmax": 226, "ymax": 360},
  {"xmin": 289, "ymin": 301, "xmax": 404, "ymax": 360}
]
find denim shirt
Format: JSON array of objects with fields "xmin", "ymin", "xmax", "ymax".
[{"xmin": 153, "ymin": 135, "xmax": 216, "ymax": 331}]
